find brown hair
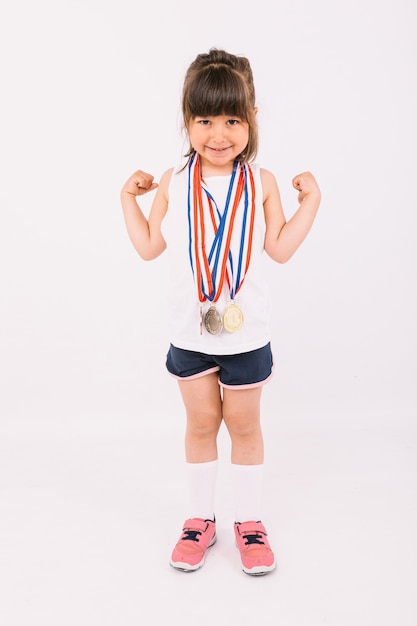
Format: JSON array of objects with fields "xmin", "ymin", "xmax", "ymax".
[{"xmin": 181, "ymin": 48, "xmax": 258, "ymax": 163}]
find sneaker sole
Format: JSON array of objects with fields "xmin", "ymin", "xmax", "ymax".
[
  {"xmin": 170, "ymin": 534, "xmax": 217, "ymax": 572},
  {"xmin": 242, "ymin": 561, "xmax": 276, "ymax": 576}
]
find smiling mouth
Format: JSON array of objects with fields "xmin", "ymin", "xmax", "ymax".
[{"xmin": 207, "ymin": 146, "xmax": 231, "ymax": 152}]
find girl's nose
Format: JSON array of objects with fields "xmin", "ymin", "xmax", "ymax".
[{"xmin": 210, "ymin": 123, "xmax": 225, "ymax": 142}]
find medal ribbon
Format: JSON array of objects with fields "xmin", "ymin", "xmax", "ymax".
[{"xmin": 187, "ymin": 152, "xmax": 256, "ymax": 304}]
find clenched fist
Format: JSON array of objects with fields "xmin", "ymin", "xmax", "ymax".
[
  {"xmin": 121, "ymin": 170, "xmax": 159, "ymax": 197},
  {"xmin": 292, "ymin": 171, "xmax": 321, "ymax": 204}
]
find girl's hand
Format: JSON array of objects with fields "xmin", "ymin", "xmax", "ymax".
[
  {"xmin": 121, "ymin": 170, "xmax": 159, "ymax": 197},
  {"xmin": 292, "ymin": 171, "xmax": 321, "ymax": 204}
]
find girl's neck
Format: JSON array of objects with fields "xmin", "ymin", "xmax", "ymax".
[{"xmin": 198, "ymin": 156, "xmax": 235, "ymax": 178}]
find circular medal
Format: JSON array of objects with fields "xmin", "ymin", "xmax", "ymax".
[
  {"xmin": 204, "ymin": 305, "xmax": 223, "ymax": 335},
  {"xmin": 223, "ymin": 303, "xmax": 244, "ymax": 333}
]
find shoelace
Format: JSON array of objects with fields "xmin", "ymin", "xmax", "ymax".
[
  {"xmin": 243, "ymin": 532, "xmax": 265, "ymax": 546},
  {"xmin": 181, "ymin": 530, "xmax": 202, "ymax": 543}
]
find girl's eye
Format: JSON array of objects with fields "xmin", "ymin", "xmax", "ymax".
[
  {"xmin": 227, "ymin": 119, "xmax": 239, "ymax": 126},
  {"xmin": 199, "ymin": 120, "xmax": 210, "ymax": 126}
]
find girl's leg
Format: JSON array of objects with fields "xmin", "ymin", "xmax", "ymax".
[
  {"xmin": 170, "ymin": 373, "xmax": 222, "ymax": 571},
  {"xmin": 222, "ymin": 386, "xmax": 265, "ymax": 521},
  {"xmin": 178, "ymin": 372, "xmax": 223, "ymax": 463},
  {"xmin": 177, "ymin": 372, "xmax": 223, "ymax": 519},
  {"xmin": 222, "ymin": 386, "xmax": 275, "ymax": 575},
  {"xmin": 222, "ymin": 386, "xmax": 264, "ymax": 465}
]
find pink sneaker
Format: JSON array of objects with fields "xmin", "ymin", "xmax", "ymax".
[
  {"xmin": 234, "ymin": 521, "xmax": 276, "ymax": 575},
  {"xmin": 170, "ymin": 518, "xmax": 216, "ymax": 571}
]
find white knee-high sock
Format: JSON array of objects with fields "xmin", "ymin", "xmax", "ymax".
[
  {"xmin": 186, "ymin": 460, "xmax": 218, "ymax": 521},
  {"xmin": 232, "ymin": 463, "xmax": 264, "ymax": 523}
]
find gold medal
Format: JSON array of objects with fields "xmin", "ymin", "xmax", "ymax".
[
  {"xmin": 223, "ymin": 303, "xmax": 244, "ymax": 333},
  {"xmin": 204, "ymin": 305, "xmax": 223, "ymax": 335}
]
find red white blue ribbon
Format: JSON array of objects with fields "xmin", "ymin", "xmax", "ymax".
[{"xmin": 187, "ymin": 152, "xmax": 255, "ymax": 304}]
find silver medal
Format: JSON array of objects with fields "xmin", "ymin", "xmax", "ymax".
[{"xmin": 204, "ymin": 305, "xmax": 223, "ymax": 335}]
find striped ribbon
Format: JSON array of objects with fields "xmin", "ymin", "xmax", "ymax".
[{"xmin": 187, "ymin": 152, "xmax": 256, "ymax": 304}]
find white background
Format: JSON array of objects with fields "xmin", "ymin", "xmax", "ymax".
[{"xmin": 0, "ymin": 0, "xmax": 416, "ymax": 624}]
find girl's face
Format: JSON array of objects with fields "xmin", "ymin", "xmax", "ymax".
[{"xmin": 188, "ymin": 115, "xmax": 249, "ymax": 175}]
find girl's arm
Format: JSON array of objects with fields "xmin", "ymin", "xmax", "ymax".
[
  {"xmin": 262, "ymin": 168, "xmax": 321, "ymax": 263},
  {"xmin": 120, "ymin": 168, "xmax": 173, "ymax": 261}
]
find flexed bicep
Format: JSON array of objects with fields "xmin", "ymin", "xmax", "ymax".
[{"xmin": 121, "ymin": 168, "xmax": 172, "ymax": 261}]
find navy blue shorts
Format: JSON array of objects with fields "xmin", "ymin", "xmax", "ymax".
[{"xmin": 165, "ymin": 343, "xmax": 274, "ymax": 389}]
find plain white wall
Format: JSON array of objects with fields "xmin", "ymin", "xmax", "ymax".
[{"xmin": 0, "ymin": 0, "xmax": 415, "ymax": 434}]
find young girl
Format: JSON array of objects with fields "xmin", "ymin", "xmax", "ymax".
[{"xmin": 121, "ymin": 48, "xmax": 320, "ymax": 575}]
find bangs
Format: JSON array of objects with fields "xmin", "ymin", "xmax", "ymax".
[{"xmin": 185, "ymin": 65, "xmax": 250, "ymax": 120}]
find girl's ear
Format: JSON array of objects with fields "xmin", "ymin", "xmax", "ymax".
[{"xmin": 253, "ymin": 107, "xmax": 258, "ymax": 117}]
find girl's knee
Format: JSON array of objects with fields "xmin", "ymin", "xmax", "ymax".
[
  {"xmin": 224, "ymin": 415, "xmax": 260, "ymax": 440},
  {"xmin": 187, "ymin": 411, "xmax": 222, "ymax": 439}
]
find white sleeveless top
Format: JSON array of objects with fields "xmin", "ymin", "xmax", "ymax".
[{"xmin": 162, "ymin": 162, "xmax": 272, "ymax": 355}]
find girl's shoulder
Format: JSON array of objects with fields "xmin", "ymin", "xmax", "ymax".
[
  {"xmin": 259, "ymin": 166, "xmax": 279, "ymax": 188},
  {"xmin": 160, "ymin": 166, "xmax": 176, "ymax": 182},
  {"xmin": 164, "ymin": 161, "xmax": 190, "ymax": 182},
  {"xmin": 259, "ymin": 166, "xmax": 276, "ymax": 180},
  {"xmin": 160, "ymin": 163, "xmax": 189, "ymax": 204},
  {"xmin": 157, "ymin": 166, "xmax": 176, "ymax": 196},
  {"xmin": 249, "ymin": 163, "xmax": 276, "ymax": 182}
]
